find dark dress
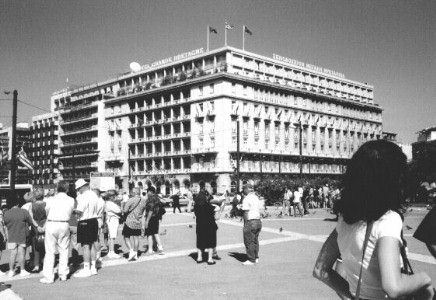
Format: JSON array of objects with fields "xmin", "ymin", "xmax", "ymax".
[
  {"xmin": 145, "ymin": 195, "xmax": 161, "ymax": 236},
  {"xmin": 194, "ymin": 191, "xmax": 217, "ymax": 249}
]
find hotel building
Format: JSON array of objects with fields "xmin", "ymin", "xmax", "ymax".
[
  {"xmin": 51, "ymin": 46, "xmax": 383, "ymax": 193},
  {"xmin": 28, "ymin": 112, "xmax": 61, "ymax": 187}
]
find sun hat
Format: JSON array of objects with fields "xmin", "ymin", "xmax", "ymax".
[{"xmin": 75, "ymin": 178, "xmax": 88, "ymax": 190}]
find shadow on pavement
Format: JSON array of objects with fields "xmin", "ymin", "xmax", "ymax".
[{"xmin": 228, "ymin": 252, "xmax": 247, "ymax": 262}]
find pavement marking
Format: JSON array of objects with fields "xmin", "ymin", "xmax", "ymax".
[
  {"xmin": 0, "ymin": 236, "xmax": 299, "ymax": 283},
  {"xmin": 162, "ymin": 222, "xmax": 196, "ymax": 227},
  {"xmin": 262, "ymin": 217, "xmax": 326, "ymax": 221},
  {"xmin": 218, "ymin": 219, "xmax": 436, "ymax": 266}
]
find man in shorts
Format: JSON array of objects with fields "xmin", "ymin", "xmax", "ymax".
[
  {"xmin": 4, "ymin": 192, "xmax": 42, "ymax": 277},
  {"xmin": 73, "ymin": 179, "xmax": 99, "ymax": 278}
]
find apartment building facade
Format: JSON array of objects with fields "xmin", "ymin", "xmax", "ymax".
[
  {"xmin": 51, "ymin": 46, "xmax": 382, "ymax": 193},
  {"xmin": 28, "ymin": 112, "xmax": 60, "ymax": 187}
]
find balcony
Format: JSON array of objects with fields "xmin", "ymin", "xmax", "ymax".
[
  {"xmin": 105, "ymin": 155, "xmax": 125, "ymax": 162},
  {"xmin": 61, "ymin": 126, "xmax": 98, "ymax": 137},
  {"xmin": 60, "ymin": 113, "xmax": 98, "ymax": 125},
  {"xmin": 61, "ymin": 137, "xmax": 98, "ymax": 147}
]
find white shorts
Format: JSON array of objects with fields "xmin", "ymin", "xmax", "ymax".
[{"xmin": 107, "ymin": 217, "xmax": 119, "ymax": 239}]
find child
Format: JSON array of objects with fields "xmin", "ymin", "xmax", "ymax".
[
  {"xmin": 4, "ymin": 193, "xmax": 42, "ymax": 277},
  {"xmin": 103, "ymin": 190, "xmax": 121, "ymax": 259}
]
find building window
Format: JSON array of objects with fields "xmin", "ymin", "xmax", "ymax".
[
  {"xmin": 232, "ymin": 83, "xmax": 236, "ymax": 94},
  {"xmin": 199, "ymin": 86, "xmax": 203, "ymax": 96},
  {"xmin": 210, "ymin": 83, "xmax": 214, "ymax": 94}
]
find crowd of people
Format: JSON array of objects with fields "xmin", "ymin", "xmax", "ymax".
[
  {"xmin": 0, "ymin": 176, "xmax": 264, "ymax": 285},
  {"xmin": 281, "ymin": 184, "xmax": 341, "ymax": 217},
  {"xmin": 0, "ymin": 179, "xmax": 169, "ymax": 283}
]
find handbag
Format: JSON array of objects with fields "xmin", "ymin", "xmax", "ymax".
[
  {"xmin": 354, "ymin": 221, "xmax": 373, "ymax": 300},
  {"xmin": 119, "ymin": 198, "xmax": 142, "ymax": 224}
]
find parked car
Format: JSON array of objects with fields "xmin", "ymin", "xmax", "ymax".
[{"xmin": 161, "ymin": 194, "xmax": 190, "ymax": 207}]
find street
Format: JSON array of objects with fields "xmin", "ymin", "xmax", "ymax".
[{"xmin": 0, "ymin": 206, "xmax": 434, "ymax": 299}]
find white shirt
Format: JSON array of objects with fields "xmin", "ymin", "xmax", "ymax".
[
  {"xmin": 293, "ymin": 190, "xmax": 302, "ymax": 203},
  {"xmin": 105, "ymin": 201, "xmax": 121, "ymax": 220},
  {"xmin": 76, "ymin": 189, "xmax": 99, "ymax": 221},
  {"xmin": 242, "ymin": 192, "xmax": 261, "ymax": 220},
  {"xmin": 45, "ymin": 192, "xmax": 75, "ymax": 222},
  {"xmin": 96, "ymin": 197, "xmax": 105, "ymax": 219},
  {"xmin": 22, "ymin": 202, "xmax": 32, "ymax": 212},
  {"xmin": 122, "ymin": 194, "xmax": 129, "ymax": 203},
  {"xmin": 336, "ymin": 210, "xmax": 403, "ymax": 300}
]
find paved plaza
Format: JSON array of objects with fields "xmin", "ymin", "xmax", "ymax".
[{"xmin": 1, "ymin": 207, "xmax": 435, "ymax": 299}]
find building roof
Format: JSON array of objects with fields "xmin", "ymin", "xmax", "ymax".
[
  {"xmin": 52, "ymin": 46, "xmax": 374, "ymax": 97},
  {"xmin": 416, "ymin": 126, "xmax": 436, "ymax": 135}
]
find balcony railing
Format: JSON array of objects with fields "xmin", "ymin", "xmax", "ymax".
[{"xmin": 61, "ymin": 126, "xmax": 98, "ymax": 136}]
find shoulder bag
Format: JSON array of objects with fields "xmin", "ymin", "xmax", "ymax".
[{"xmin": 354, "ymin": 221, "xmax": 373, "ymax": 300}]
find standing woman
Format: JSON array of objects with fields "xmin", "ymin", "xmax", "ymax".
[
  {"xmin": 30, "ymin": 189, "xmax": 47, "ymax": 272},
  {"xmin": 313, "ymin": 140, "xmax": 434, "ymax": 300},
  {"xmin": 194, "ymin": 182, "xmax": 217, "ymax": 265},
  {"xmin": 144, "ymin": 186, "xmax": 164, "ymax": 255}
]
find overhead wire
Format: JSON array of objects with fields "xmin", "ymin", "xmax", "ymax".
[{"xmin": 17, "ymin": 99, "xmax": 50, "ymax": 113}]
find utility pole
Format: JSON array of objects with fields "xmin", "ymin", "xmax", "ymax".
[
  {"xmin": 236, "ymin": 118, "xmax": 240, "ymax": 193},
  {"xmin": 72, "ymin": 152, "xmax": 76, "ymax": 183},
  {"xmin": 10, "ymin": 90, "xmax": 18, "ymax": 191}
]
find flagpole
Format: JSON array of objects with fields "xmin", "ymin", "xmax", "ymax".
[
  {"xmin": 224, "ymin": 25, "xmax": 227, "ymax": 46},
  {"xmin": 242, "ymin": 25, "xmax": 245, "ymax": 51},
  {"xmin": 207, "ymin": 25, "xmax": 210, "ymax": 52}
]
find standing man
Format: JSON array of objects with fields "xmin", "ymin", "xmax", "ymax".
[
  {"xmin": 293, "ymin": 187, "xmax": 304, "ymax": 217},
  {"xmin": 282, "ymin": 188, "xmax": 291, "ymax": 216},
  {"xmin": 171, "ymin": 191, "xmax": 182, "ymax": 214},
  {"xmin": 241, "ymin": 183, "xmax": 262, "ymax": 266},
  {"xmin": 73, "ymin": 179, "xmax": 99, "ymax": 278},
  {"xmin": 322, "ymin": 184, "xmax": 330, "ymax": 209},
  {"xmin": 40, "ymin": 181, "xmax": 75, "ymax": 284}
]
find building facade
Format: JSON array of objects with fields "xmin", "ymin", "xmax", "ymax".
[
  {"xmin": 28, "ymin": 112, "xmax": 60, "ymax": 187},
  {"xmin": 51, "ymin": 46, "xmax": 383, "ymax": 193},
  {"xmin": 412, "ymin": 126, "xmax": 436, "ymax": 161},
  {"xmin": 0, "ymin": 123, "xmax": 31, "ymax": 185}
]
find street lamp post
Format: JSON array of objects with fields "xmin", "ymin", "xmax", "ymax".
[{"xmin": 298, "ymin": 120, "xmax": 303, "ymax": 176}]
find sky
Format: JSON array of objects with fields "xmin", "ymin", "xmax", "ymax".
[{"xmin": 0, "ymin": 0, "xmax": 434, "ymax": 143}]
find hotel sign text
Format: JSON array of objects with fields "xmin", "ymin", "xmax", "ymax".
[
  {"xmin": 273, "ymin": 53, "xmax": 345, "ymax": 79},
  {"xmin": 141, "ymin": 48, "xmax": 204, "ymax": 71}
]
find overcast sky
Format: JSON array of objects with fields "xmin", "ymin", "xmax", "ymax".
[{"xmin": 0, "ymin": 0, "xmax": 434, "ymax": 143}]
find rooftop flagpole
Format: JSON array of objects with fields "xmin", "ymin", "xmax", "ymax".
[
  {"xmin": 207, "ymin": 25, "xmax": 210, "ymax": 51},
  {"xmin": 242, "ymin": 25, "xmax": 245, "ymax": 51},
  {"xmin": 224, "ymin": 23, "xmax": 227, "ymax": 46}
]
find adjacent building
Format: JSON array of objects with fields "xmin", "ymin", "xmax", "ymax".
[
  {"xmin": 51, "ymin": 46, "xmax": 383, "ymax": 193},
  {"xmin": 28, "ymin": 112, "xmax": 60, "ymax": 187},
  {"xmin": 0, "ymin": 123, "xmax": 31, "ymax": 185},
  {"xmin": 412, "ymin": 126, "xmax": 436, "ymax": 161}
]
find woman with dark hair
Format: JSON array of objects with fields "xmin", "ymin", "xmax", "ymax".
[
  {"xmin": 313, "ymin": 140, "xmax": 434, "ymax": 300},
  {"xmin": 194, "ymin": 182, "xmax": 218, "ymax": 265}
]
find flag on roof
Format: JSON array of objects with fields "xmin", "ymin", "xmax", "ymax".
[
  {"xmin": 225, "ymin": 22, "xmax": 234, "ymax": 30},
  {"xmin": 243, "ymin": 25, "xmax": 252, "ymax": 36},
  {"xmin": 18, "ymin": 147, "xmax": 33, "ymax": 170},
  {"xmin": 209, "ymin": 26, "xmax": 218, "ymax": 34}
]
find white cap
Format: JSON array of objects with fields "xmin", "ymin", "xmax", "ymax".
[{"xmin": 75, "ymin": 178, "xmax": 88, "ymax": 190}]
